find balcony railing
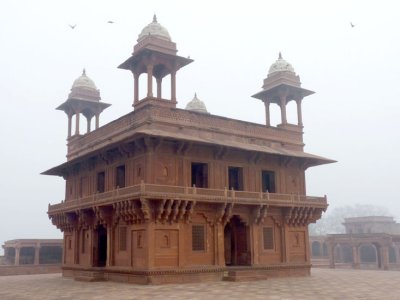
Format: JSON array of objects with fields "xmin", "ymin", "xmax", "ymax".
[{"xmin": 48, "ymin": 182, "xmax": 327, "ymax": 213}]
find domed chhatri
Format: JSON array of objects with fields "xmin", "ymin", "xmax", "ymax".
[
  {"xmin": 268, "ymin": 52, "xmax": 295, "ymax": 75},
  {"xmin": 119, "ymin": 15, "xmax": 193, "ymax": 110},
  {"xmin": 71, "ymin": 69, "xmax": 98, "ymax": 91},
  {"xmin": 185, "ymin": 93, "xmax": 209, "ymax": 114},
  {"xmin": 69, "ymin": 69, "xmax": 100, "ymax": 102},
  {"xmin": 137, "ymin": 14, "xmax": 171, "ymax": 42},
  {"xmin": 57, "ymin": 69, "xmax": 110, "ymax": 138}
]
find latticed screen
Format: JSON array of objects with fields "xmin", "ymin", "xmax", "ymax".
[
  {"xmin": 119, "ymin": 227, "xmax": 127, "ymax": 251},
  {"xmin": 192, "ymin": 225, "xmax": 205, "ymax": 251},
  {"xmin": 263, "ymin": 227, "xmax": 274, "ymax": 250}
]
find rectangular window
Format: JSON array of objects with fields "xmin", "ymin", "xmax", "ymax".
[
  {"xmin": 228, "ymin": 166, "xmax": 243, "ymax": 191},
  {"xmin": 97, "ymin": 171, "xmax": 105, "ymax": 193},
  {"xmin": 192, "ymin": 225, "xmax": 205, "ymax": 251},
  {"xmin": 191, "ymin": 163, "xmax": 208, "ymax": 188},
  {"xmin": 262, "ymin": 170, "xmax": 275, "ymax": 193},
  {"xmin": 119, "ymin": 227, "xmax": 127, "ymax": 251},
  {"xmin": 263, "ymin": 227, "xmax": 274, "ymax": 250},
  {"xmin": 116, "ymin": 165, "xmax": 126, "ymax": 188}
]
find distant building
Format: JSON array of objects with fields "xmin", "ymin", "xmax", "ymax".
[
  {"xmin": 2, "ymin": 239, "xmax": 62, "ymax": 265},
  {"xmin": 310, "ymin": 216, "xmax": 400, "ymax": 270},
  {"xmin": 43, "ymin": 15, "xmax": 333, "ymax": 283}
]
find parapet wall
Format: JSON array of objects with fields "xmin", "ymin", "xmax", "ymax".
[{"xmin": 0, "ymin": 265, "xmax": 61, "ymax": 276}]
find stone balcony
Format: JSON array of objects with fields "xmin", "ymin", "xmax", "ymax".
[{"xmin": 48, "ymin": 182, "xmax": 327, "ymax": 214}]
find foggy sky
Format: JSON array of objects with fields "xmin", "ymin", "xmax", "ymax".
[{"xmin": 1, "ymin": 0, "xmax": 400, "ymax": 254}]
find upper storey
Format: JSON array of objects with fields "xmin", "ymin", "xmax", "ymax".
[{"xmin": 47, "ymin": 17, "xmax": 334, "ymax": 171}]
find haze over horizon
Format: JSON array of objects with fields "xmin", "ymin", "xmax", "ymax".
[{"xmin": 1, "ymin": 0, "xmax": 399, "ymax": 254}]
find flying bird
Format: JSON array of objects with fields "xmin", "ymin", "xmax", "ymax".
[
  {"xmin": 350, "ymin": 22, "xmax": 355, "ymax": 28},
  {"xmin": 68, "ymin": 24, "xmax": 77, "ymax": 29}
]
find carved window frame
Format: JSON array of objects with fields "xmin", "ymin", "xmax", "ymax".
[
  {"xmin": 262, "ymin": 226, "xmax": 274, "ymax": 251},
  {"xmin": 192, "ymin": 224, "xmax": 206, "ymax": 252}
]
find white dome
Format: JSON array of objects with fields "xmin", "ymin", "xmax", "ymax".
[
  {"xmin": 72, "ymin": 69, "xmax": 97, "ymax": 90},
  {"xmin": 268, "ymin": 53, "xmax": 295, "ymax": 75},
  {"xmin": 137, "ymin": 15, "xmax": 171, "ymax": 42},
  {"xmin": 185, "ymin": 93, "xmax": 209, "ymax": 114}
]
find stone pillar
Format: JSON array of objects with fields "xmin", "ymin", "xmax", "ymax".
[
  {"xmin": 251, "ymin": 224, "xmax": 259, "ymax": 265},
  {"xmin": 352, "ymin": 244, "xmax": 360, "ymax": 269},
  {"xmin": 95, "ymin": 113, "xmax": 100, "ymax": 129},
  {"xmin": 279, "ymin": 95, "xmax": 287, "ymax": 125},
  {"xmin": 106, "ymin": 225, "xmax": 113, "ymax": 267},
  {"xmin": 15, "ymin": 247, "xmax": 20, "ymax": 266},
  {"xmin": 86, "ymin": 116, "xmax": 92, "ymax": 133},
  {"xmin": 134, "ymin": 72, "xmax": 139, "ymax": 104},
  {"xmin": 156, "ymin": 78, "xmax": 162, "ymax": 99},
  {"xmin": 382, "ymin": 245, "xmax": 389, "ymax": 270},
  {"xmin": 328, "ymin": 243, "xmax": 335, "ymax": 268},
  {"xmin": 171, "ymin": 71, "xmax": 176, "ymax": 102},
  {"xmin": 67, "ymin": 113, "xmax": 73, "ymax": 138},
  {"xmin": 147, "ymin": 65, "xmax": 153, "ymax": 97},
  {"xmin": 34, "ymin": 246, "xmax": 40, "ymax": 265},
  {"xmin": 75, "ymin": 111, "xmax": 80, "ymax": 135},
  {"xmin": 215, "ymin": 223, "xmax": 225, "ymax": 266},
  {"xmin": 281, "ymin": 225, "xmax": 288, "ymax": 263},
  {"xmin": 264, "ymin": 100, "xmax": 270, "ymax": 126},
  {"xmin": 296, "ymin": 97, "xmax": 303, "ymax": 126}
]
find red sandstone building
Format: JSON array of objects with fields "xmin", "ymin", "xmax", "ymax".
[
  {"xmin": 43, "ymin": 16, "xmax": 334, "ymax": 283},
  {"xmin": 310, "ymin": 216, "xmax": 400, "ymax": 270}
]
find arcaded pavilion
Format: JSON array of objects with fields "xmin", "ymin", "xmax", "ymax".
[{"xmin": 43, "ymin": 16, "xmax": 334, "ymax": 284}]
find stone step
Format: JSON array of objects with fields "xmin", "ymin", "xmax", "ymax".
[{"xmin": 223, "ymin": 270, "xmax": 268, "ymax": 282}]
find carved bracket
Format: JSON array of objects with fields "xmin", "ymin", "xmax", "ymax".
[{"xmin": 284, "ymin": 206, "xmax": 322, "ymax": 226}]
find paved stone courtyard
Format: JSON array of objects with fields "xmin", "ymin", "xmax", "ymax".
[{"xmin": 0, "ymin": 268, "xmax": 399, "ymax": 300}]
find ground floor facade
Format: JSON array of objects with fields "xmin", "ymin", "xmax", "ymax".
[{"xmin": 50, "ymin": 184, "xmax": 326, "ymax": 283}]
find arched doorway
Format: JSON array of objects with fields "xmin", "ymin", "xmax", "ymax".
[
  {"xmin": 224, "ymin": 215, "xmax": 250, "ymax": 266},
  {"xmin": 389, "ymin": 246, "xmax": 397, "ymax": 263},
  {"xmin": 311, "ymin": 241, "xmax": 321, "ymax": 257},
  {"xmin": 94, "ymin": 225, "xmax": 107, "ymax": 267},
  {"xmin": 360, "ymin": 244, "xmax": 377, "ymax": 266}
]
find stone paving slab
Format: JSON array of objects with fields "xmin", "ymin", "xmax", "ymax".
[{"xmin": 0, "ymin": 268, "xmax": 399, "ymax": 299}]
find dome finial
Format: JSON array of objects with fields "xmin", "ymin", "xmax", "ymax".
[
  {"xmin": 82, "ymin": 68, "xmax": 86, "ymax": 76},
  {"xmin": 194, "ymin": 92, "xmax": 197, "ymax": 98},
  {"xmin": 278, "ymin": 52, "xmax": 282, "ymax": 59},
  {"xmin": 153, "ymin": 14, "xmax": 157, "ymax": 23}
]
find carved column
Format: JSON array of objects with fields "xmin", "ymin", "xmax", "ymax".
[
  {"xmin": 264, "ymin": 100, "xmax": 271, "ymax": 126},
  {"xmin": 147, "ymin": 65, "xmax": 153, "ymax": 97},
  {"xmin": 251, "ymin": 224, "xmax": 259, "ymax": 265},
  {"xmin": 171, "ymin": 71, "xmax": 176, "ymax": 102},
  {"xmin": 95, "ymin": 113, "xmax": 100, "ymax": 129},
  {"xmin": 156, "ymin": 78, "xmax": 162, "ymax": 99},
  {"xmin": 215, "ymin": 223, "xmax": 225, "ymax": 266},
  {"xmin": 34, "ymin": 245, "xmax": 40, "ymax": 265},
  {"xmin": 67, "ymin": 113, "xmax": 73, "ymax": 138},
  {"xmin": 75, "ymin": 110, "xmax": 80, "ymax": 135},
  {"xmin": 328, "ymin": 243, "xmax": 335, "ymax": 268},
  {"xmin": 352, "ymin": 244, "xmax": 360, "ymax": 269},
  {"xmin": 15, "ymin": 247, "xmax": 20, "ymax": 266},
  {"xmin": 382, "ymin": 245, "xmax": 389, "ymax": 270},
  {"xmin": 106, "ymin": 225, "xmax": 113, "ymax": 267},
  {"xmin": 279, "ymin": 94, "xmax": 287, "ymax": 125},
  {"xmin": 86, "ymin": 116, "xmax": 92, "ymax": 133},
  {"xmin": 296, "ymin": 97, "xmax": 303, "ymax": 126},
  {"xmin": 133, "ymin": 72, "xmax": 139, "ymax": 104}
]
